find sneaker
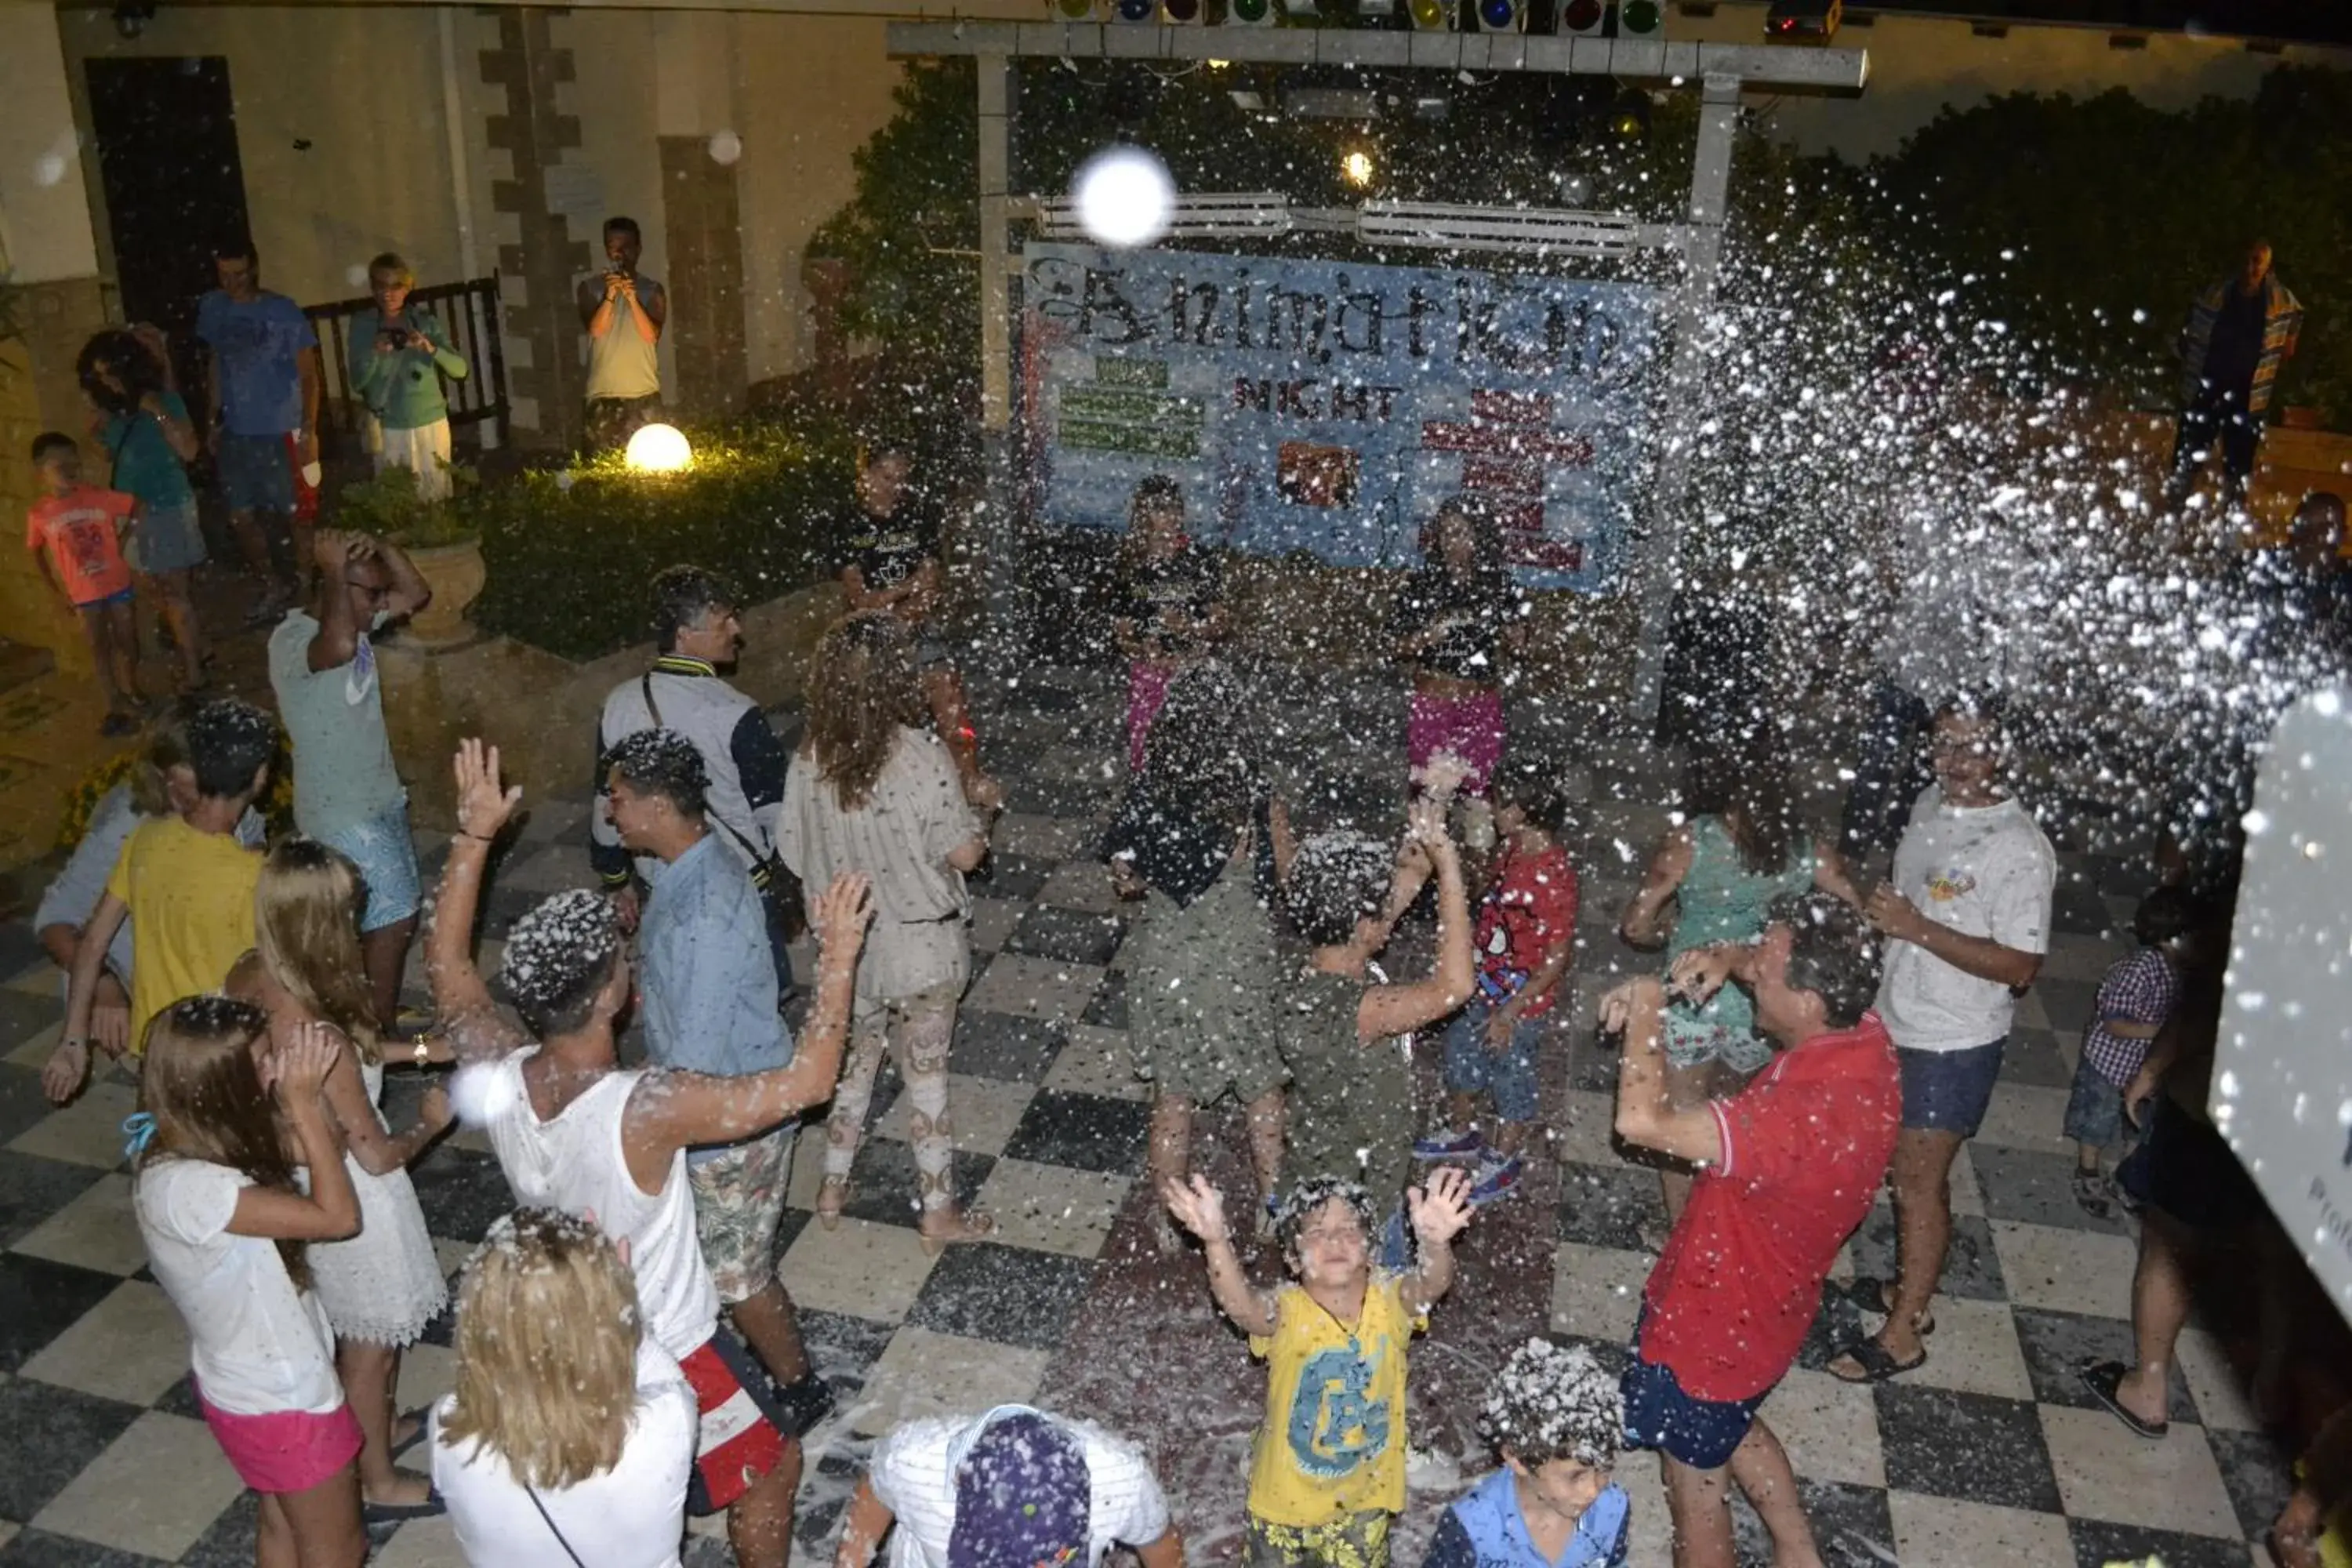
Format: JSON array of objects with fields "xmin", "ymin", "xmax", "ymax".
[
  {"xmin": 1467, "ymin": 1154, "xmax": 1525, "ymax": 1207},
  {"xmin": 2071, "ymin": 1167, "xmax": 2116, "ymax": 1221},
  {"xmin": 768, "ymin": 1372, "xmax": 837, "ymax": 1438},
  {"xmin": 1414, "ymin": 1127, "xmax": 1486, "ymax": 1161}
]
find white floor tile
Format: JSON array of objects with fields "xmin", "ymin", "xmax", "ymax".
[{"xmin": 31, "ymin": 1410, "xmax": 245, "ymax": 1559}]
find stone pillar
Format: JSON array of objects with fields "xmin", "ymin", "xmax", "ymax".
[{"xmin": 480, "ymin": 7, "xmax": 591, "ymax": 452}]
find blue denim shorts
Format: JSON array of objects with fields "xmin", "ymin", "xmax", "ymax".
[
  {"xmin": 1441, "ymin": 996, "xmax": 1546, "ymax": 1123},
  {"xmin": 2062, "ymin": 1053, "xmax": 2126, "ymax": 1148},
  {"xmin": 317, "ymin": 800, "xmax": 420, "ymax": 932},
  {"xmin": 218, "ymin": 432, "xmax": 295, "ymax": 514},
  {"xmin": 1622, "ymin": 1316, "xmax": 1772, "ymax": 1471},
  {"xmin": 1897, "ymin": 1038, "xmax": 2005, "ymax": 1137}
]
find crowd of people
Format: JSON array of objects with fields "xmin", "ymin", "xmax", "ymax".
[{"xmin": 18, "ymin": 235, "xmax": 2352, "ymax": 1568}]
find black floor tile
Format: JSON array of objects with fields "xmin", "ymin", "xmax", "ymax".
[
  {"xmin": 1567, "ymin": 1033, "xmax": 1622, "ymax": 1093},
  {"xmin": 1999, "ymin": 1027, "xmax": 2076, "ymax": 1089},
  {"xmin": 0, "ymin": 1528, "xmax": 169, "ymax": 1567},
  {"xmin": 2067, "ymin": 1519, "xmax": 2252, "ymax": 1568},
  {"xmin": 1970, "ymin": 1143, "xmax": 2133, "ymax": 1237},
  {"xmin": 799, "ymin": 1306, "xmax": 898, "ymax": 1399},
  {"xmin": 0, "ymin": 1250, "xmax": 122, "ymax": 1374},
  {"xmin": 0, "ymin": 1377, "xmax": 147, "ymax": 1522},
  {"xmin": 1875, "ymin": 1383, "xmax": 2063, "ymax": 1513},
  {"xmin": 2205, "ymin": 1426, "xmax": 2296, "ymax": 1543},
  {"xmin": 949, "ymin": 1010, "xmax": 1065, "ymax": 1083},
  {"xmin": 1727, "ymin": 1476, "xmax": 1895, "ymax": 1568},
  {"xmin": 905, "ymin": 1241, "xmax": 1098, "ymax": 1350},
  {"xmin": 1080, "ymin": 968, "xmax": 1130, "ymax": 1030},
  {"xmin": 1555, "ymin": 1160, "xmax": 1666, "ymax": 1252},
  {"xmin": 1004, "ymin": 905, "xmax": 1125, "ymax": 967},
  {"xmin": 0, "ymin": 1147, "xmax": 104, "ymax": 1249},
  {"xmin": 0, "ymin": 986, "xmax": 60, "ymax": 1054},
  {"xmin": 2033, "ymin": 976, "xmax": 2101, "ymax": 1033},
  {"xmin": 154, "ymin": 1371, "xmax": 205, "ymax": 1420},
  {"xmin": 2049, "ymin": 881, "xmax": 2115, "ymax": 940},
  {"xmin": 1846, "ymin": 1207, "xmax": 2008, "ymax": 1301},
  {"xmin": 406, "ymin": 1143, "xmax": 514, "ymax": 1243},
  {"xmin": 1793, "ymin": 1280, "xmax": 1875, "ymax": 1374},
  {"xmin": 839, "ymin": 1136, "xmax": 996, "ymax": 1229},
  {"xmin": 2009, "ymin": 1306, "xmax": 2195, "ymax": 1421},
  {"xmin": 0, "ymin": 920, "xmax": 46, "ymax": 983},
  {"xmin": 1000, "ymin": 1089, "xmax": 1149, "ymax": 1176},
  {"xmin": 174, "ymin": 1493, "xmax": 260, "ymax": 1568},
  {"xmin": 971, "ymin": 851, "xmax": 1052, "ymax": 902}
]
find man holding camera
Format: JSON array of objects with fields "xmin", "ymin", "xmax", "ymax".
[{"xmin": 576, "ymin": 215, "xmax": 667, "ymax": 452}]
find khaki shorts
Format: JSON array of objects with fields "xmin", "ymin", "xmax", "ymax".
[{"xmin": 688, "ymin": 1127, "xmax": 795, "ymax": 1304}]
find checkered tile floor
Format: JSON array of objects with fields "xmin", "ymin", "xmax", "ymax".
[{"xmin": 0, "ymin": 662, "xmax": 2300, "ymax": 1567}]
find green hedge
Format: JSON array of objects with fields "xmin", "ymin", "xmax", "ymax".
[{"xmin": 466, "ymin": 421, "xmax": 855, "ymax": 662}]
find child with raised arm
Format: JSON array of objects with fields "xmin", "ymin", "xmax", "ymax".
[
  {"xmin": 1165, "ymin": 1167, "xmax": 1474, "ymax": 1568},
  {"xmin": 425, "ymin": 737, "xmax": 873, "ymax": 1568},
  {"xmin": 1278, "ymin": 800, "xmax": 1477, "ymax": 1258},
  {"xmin": 1425, "ymin": 1339, "xmax": 1630, "ymax": 1568},
  {"xmin": 133, "ymin": 1001, "xmax": 367, "ymax": 1568}
]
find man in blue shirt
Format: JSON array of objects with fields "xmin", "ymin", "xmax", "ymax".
[
  {"xmin": 195, "ymin": 237, "xmax": 321, "ymax": 620},
  {"xmin": 604, "ymin": 728, "xmax": 833, "ymax": 1432}
]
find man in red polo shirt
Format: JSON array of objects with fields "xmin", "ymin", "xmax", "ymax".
[{"xmin": 1600, "ymin": 890, "xmax": 1899, "ymax": 1568}]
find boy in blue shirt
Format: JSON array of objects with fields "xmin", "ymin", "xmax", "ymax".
[{"xmin": 1425, "ymin": 1339, "xmax": 1630, "ymax": 1568}]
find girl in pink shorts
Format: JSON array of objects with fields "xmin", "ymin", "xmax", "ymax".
[
  {"xmin": 1391, "ymin": 498, "xmax": 1528, "ymax": 848},
  {"xmin": 131, "ymin": 998, "xmax": 370, "ymax": 1568},
  {"xmin": 1112, "ymin": 475, "xmax": 1226, "ymax": 775}
]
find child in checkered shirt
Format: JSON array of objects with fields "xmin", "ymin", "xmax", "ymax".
[{"xmin": 2067, "ymin": 886, "xmax": 2191, "ymax": 1219}]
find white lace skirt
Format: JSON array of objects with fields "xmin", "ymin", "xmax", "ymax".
[{"xmin": 309, "ymin": 1156, "xmax": 448, "ymax": 1347}]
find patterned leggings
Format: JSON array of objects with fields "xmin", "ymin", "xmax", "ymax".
[{"xmin": 822, "ymin": 984, "xmax": 960, "ymax": 1212}]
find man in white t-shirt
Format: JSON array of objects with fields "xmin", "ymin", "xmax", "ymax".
[
  {"xmin": 836, "ymin": 1406, "xmax": 1181, "ymax": 1568},
  {"xmin": 427, "ymin": 737, "xmax": 870, "ymax": 1568},
  {"xmin": 1830, "ymin": 697, "xmax": 2054, "ymax": 1385}
]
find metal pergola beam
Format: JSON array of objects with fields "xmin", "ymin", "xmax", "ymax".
[{"xmin": 887, "ymin": 20, "xmax": 1870, "ymax": 89}]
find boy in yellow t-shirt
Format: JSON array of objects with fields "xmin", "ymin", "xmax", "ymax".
[
  {"xmin": 43, "ymin": 698, "xmax": 275, "ymax": 1104},
  {"xmin": 1164, "ymin": 1167, "xmax": 1474, "ymax": 1568}
]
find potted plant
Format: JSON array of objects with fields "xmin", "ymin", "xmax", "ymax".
[{"xmin": 332, "ymin": 463, "xmax": 486, "ymax": 648}]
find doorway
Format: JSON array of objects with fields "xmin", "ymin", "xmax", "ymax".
[{"xmin": 85, "ymin": 56, "xmax": 252, "ymax": 345}]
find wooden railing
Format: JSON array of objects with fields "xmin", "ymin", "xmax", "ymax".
[{"xmin": 304, "ymin": 274, "xmax": 510, "ymax": 453}]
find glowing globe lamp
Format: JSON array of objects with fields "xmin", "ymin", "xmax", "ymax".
[
  {"xmin": 1114, "ymin": 0, "xmax": 1154, "ymax": 21},
  {"xmin": 1478, "ymin": 0, "xmax": 1517, "ymax": 31},
  {"xmin": 1055, "ymin": 0, "xmax": 1094, "ymax": 17},
  {"xmin": 1407, "ymin": 0, "xmax": 1446, "ymax": 25},
  {"xmin": 1560, "ymin": 0, "xmax": 1602, "ymax": 27},
  {"xmin": 1072, "ymin": 146, "xmax": 1175, "ymax": 249},
  {"xmin": 1231, "ymin": 0, "xmax": 1271, "ymax": 20},
  {"xmin": 625, "ymin": 423, "xmax": 693, "ymax": 474},
  {"xmin": 1341, "ymin": 149, "xmax": 1375, "ymax": 187},
  {"xmin": 1165, "ymin": 0, "xmax": 1202, "ymax": 20},
  {"xmin": 1619, "ymin": 0, "xmax": 1661, "ymax": 31}
]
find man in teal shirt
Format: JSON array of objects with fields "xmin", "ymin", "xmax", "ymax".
[{"xmin": 348, "ymin": 252, "xmax": 469, "ymax": 502}]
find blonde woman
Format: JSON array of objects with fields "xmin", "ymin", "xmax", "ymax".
[
  {"xmin": 229, "ymin": 838, "xmax": 453, "ymax": 1522},
  {"xmin": 430, "ymin": 1209, "xmax": 696, "ymax": 1568},
  {"xmin": 777, "ymin": 612, "xmax": 994, "ymax": 1250}
]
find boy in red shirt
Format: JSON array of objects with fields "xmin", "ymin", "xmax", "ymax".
[
  {"xmin": 24, "ymin": 433, "xmax": 143, "ymax": 735},
  {"xmin": 1414, "ymin": 757, "xmax": 1579, "ymax": 1205},
  {"xmin": 1602, "ymin": 891, "xmax": 1898, "ymax": 1568}
]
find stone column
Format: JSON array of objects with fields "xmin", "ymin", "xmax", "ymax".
[{"xmin": 480, "ymin": 6, "xmax": 591, "ymax": 452}]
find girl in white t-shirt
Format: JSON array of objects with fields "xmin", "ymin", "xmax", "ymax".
[
  {"xmin": 131, "ymin": 998, "xmax": 366, "ymax": 1568},
  {"xmin": 430, "ymin": 1208, "xmax": 697, "ymax": 1568},
  {"xmin": 230, "ymin": 837, "xmax": 456, "ymax": 1519}
]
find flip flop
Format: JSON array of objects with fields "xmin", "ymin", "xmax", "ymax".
[
  {"xmin": 361, "ymin": 1485, "xmax": 446, "ymax": 1526},
  {"xmin": 1841, "ymin": 1276, "xmax": 1937, "ymax": 1337},
  {"xmin": 1828, "ymin": 1335, "xmax": 1928, "ymax": 1385},
  {"xmin": 2080, "ymin": 1359, "xmax": 2169, "ymax": 1439}
]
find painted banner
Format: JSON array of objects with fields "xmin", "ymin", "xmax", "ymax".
[{"xmin": 1018, "ymin": 241, "xmax": 1667, "ymax": 592}]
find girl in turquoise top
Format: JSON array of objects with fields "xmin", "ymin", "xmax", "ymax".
[
  {"xmin": 1620, "ymin": 746, "xmax": 1859, "ymax": 1218},
  {"xmin": 78, "ymin": 327, "xmax": 209, "ymax": 693},
  {"xmin": 348, "ymin": 253, "xmax": 468, "ymax": 502}
]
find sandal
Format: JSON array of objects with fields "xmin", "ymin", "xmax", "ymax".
[
  {"xmin": 919, "ymin": 1207, "xmax": 996, "ymax": 1256},
  {"xmin": 389, "ymin": 1408, "xmax": 430, "ymax": 1460},
  {"xmin": 2071, "ymin": 1168, "xmax": 2117, "ymax": 1221},
  {"xmin": 1828, "ymin": 1335, "xmax": 1928, "ymax": 1385},
  {"xmin": 1842, "ymin": 1276, "xmax": 1936, "ymax": 1338},
  {"xmin": 2080, "ymin": 1359, "xmax": 2169, "ymax": 1439},
  {"xmin": 815, "ymin": 1174, "xmax": 850, "ymax": 1232}
]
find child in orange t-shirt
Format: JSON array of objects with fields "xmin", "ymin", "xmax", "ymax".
[{"xmin": 25, "ymin": 432, "xmax": 143, "ymax": 735}]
